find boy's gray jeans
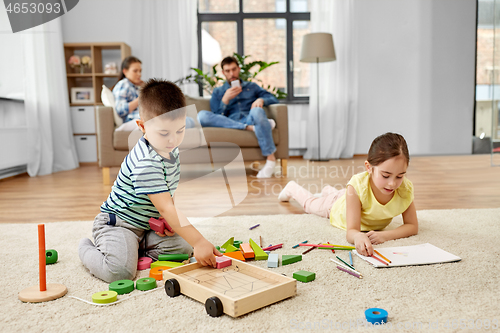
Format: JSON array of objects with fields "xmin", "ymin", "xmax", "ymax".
[{"xmin": 78, "ymin": 213, "xmax": 193, "ymax": 283}]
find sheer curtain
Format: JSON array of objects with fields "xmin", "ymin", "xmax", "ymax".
[
  {"xmin": 23, "ymin": 19, "xmax": 79, "ymax": 176},
  {"xmin": 133, "ymin": 0, "xmax": 199, "ymax": 96},
  {"xmin": 305, "ymin": 0, "xmax": 358, "ymax": 159}
]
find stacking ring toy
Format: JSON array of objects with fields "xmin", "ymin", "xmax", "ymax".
[
  {"xmin": 45, "ymin": 249, "xmax": 58, "ymax": 264},
  {"xmin": 365, "ymin": 308, "xmax": 388, "ymax": 324},
  {"xmin": 92, "ymin": 291, "xmax": 118, "ymax": 304},
  {"xmin": 109, "ymin": 280, "xmax": 134, "ymax": 295},
  {"xmin": 136, "ymin": 277, "xmax": 157, "ymax": 291},
  {"xmin": 149, "ymin": 266, "xmax": 169, "ymax": 280},
  {"xmin": 137, "ymin": 257, "xmax": 153, "ymax": 270}
]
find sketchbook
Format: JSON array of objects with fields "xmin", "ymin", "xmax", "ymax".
[{"xmin": 353, "ymin": 243, "xmax": 461, "ymax": 268}]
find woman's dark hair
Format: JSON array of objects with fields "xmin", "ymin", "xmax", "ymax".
[
  {"xmin": 367, "ymin": 132, "xmax": 410, "ymax": 166},
  {"xmin": 117, "ymin": 56, "xmax": 142, "ymax": 83}
]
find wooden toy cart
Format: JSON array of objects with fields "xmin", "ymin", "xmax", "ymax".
[{"xmin": 163, "ymin": 258, "xmax": 296, "ymax": 317}]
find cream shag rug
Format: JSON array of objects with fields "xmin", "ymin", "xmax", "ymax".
[{"xmin": 1, "ymin": 209, "xmax": 499, "ymax": 333}]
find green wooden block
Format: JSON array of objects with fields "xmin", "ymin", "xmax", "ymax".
[
  {"xmin": 282, "ymin": 255, "xmax": 302, "ymax": 266},
  {"xmin": 233, "ymin": 240, "xmax": 243, "ymax": 248},
  {"xmin": 221, "ymin": 237, "xmax": 234, "ymax": 249},
  {"xmin": 249, "ymin": 238, "xmax": 268, "ymax": 260},
  {"xmin": 158, "ymin": 254, "xmax": 189, "ymax": 261},
  {"xmin": 222, "ymin": 244, "xmax": 238, "ymax": 253},
  {"xmin": 293, "ymin": 270, "xmax": 315, "ymax": 283},
  {"xmin": 150, "ymin": 261, "xmax": 184, "ymax": 269}
]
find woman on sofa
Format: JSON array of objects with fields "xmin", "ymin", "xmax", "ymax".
[{"xmin": 113, "ymin": 56, "xmax": 194, "ymax": 131}]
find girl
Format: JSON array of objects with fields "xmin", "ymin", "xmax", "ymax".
[
  {"xmin": 279, "ymin": 132, "xmax": 418, "ymax": 256},
  {"xmin": 113, "ymin": 56, "xmax": 143, "ymax": 124}
]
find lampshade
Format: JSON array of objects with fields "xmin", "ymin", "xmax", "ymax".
[{"xmin": 300, "ymin": 33, "xmax": 336, "ymax": 63}]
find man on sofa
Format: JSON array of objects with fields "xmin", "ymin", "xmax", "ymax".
[{"xmin": 197, "ymin": 56, "xmax": 279, "ymax": 178}]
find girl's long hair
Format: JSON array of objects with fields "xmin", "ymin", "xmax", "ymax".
[{"xmin": 367, "ymin": 133, "xmax": 410, "ymax": 166}]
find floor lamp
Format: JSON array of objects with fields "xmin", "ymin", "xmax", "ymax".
[{"xmin": 300, "ymin": 33, "xmax": 336, "ymax": 161}]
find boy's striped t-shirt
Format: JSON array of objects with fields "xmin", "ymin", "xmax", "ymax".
[{"xmin": 100, "ymin": 137, "xmax": 180, "ymax": 229}]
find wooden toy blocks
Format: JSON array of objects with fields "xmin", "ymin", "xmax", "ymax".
[
  {"xmin": 223, "ymin": 251, "xmax": 245, "ymax": 261},
  {"xmin": 267, "ymin": 253, "xmax": 279, "ymax": 268},
  {"xmin": 158, "ymin": 254, "xmax": 189, "ymax": 262},
  {"xmin": 293, "ymin": 270, "xmax": 315, "ymax": 283},
  {"xmin": 148, "ymin": 217, "xmax": 173, "ymax": 234},
  {"xmin": 239, "ymin": 243, "xmax": 255, "ymax": 259},
  {"xmin": 282, "ymin": 255, "xmax": 302, "ymax": 266},
  {"xmin": 249, "ymin": 238, "xmax": 268, "ymax": 260},
  {"xmin": 216, "ymin": 256, "xmax": 232, "ymax": 269},
  {"xmin": 150, "ymin": 261, "xmax": 184, "ymax": 269}
]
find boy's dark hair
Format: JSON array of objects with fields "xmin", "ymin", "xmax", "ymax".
[
  {"xmin": 367, "ymin": 132, "xmax": 410, "ymax": 166},
  {"xmin": 221, "ymin": 56, "xmax": 239, "ymax": 70},
  {"xmin": 117, "ymin": 56, "xmax": 142, "ymax": 83},
  {"xmin": 139, "ymin": 79, "xmax": 186, "ymax": 121}
]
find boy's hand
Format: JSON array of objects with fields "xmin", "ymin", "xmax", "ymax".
[
  {"xmin": 354, "ymin": 233, "xmax": 373, "ymax": 256},
  {"xmin": 193, "ymin": 239, "xmax": 222, "ymax": 268},
  {"xmin": 155, "ymin": 229, "xmax": 176, "ymax": 237},
  {"xmin": 366, "ymin": 230, "xmax": 386, "ymax": 245}
]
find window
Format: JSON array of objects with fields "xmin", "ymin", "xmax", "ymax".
[
  {"xmin": 197, "ymin": 0, "xmax": 310, "ymax": 102},
  {"xmin": 475, "ymin": 0, "xmax": 500, "ymax": 154}
]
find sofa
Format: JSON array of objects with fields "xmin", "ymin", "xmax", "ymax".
[{"xmin": 96, "ymin": 95, "xmax": 289, "ymax": 184}]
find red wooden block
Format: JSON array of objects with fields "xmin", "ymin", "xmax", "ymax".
[
  {"xmin": 216, "ymin": 256, "xmax": 232, "ymax": 269},
  {"xmin": 149, "ymin": 218, "xmax": 164, "ymax": 233},
  {"xmin": 158, "ymin": 217, "xmax": 174, "ymax": 233}
]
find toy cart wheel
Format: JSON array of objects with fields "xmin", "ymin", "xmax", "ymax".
[
  {"xmin": 205, "ymin": 296, "xmax": 223, "ymax": 317},
  {"xmin": 164, "ymin": 278, "xmax": 180, "ymax": 297}
]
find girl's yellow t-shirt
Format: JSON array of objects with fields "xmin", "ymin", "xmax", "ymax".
[{"xmin": 329, "ymin": 171, "xmax": 414, "ymax": 231}]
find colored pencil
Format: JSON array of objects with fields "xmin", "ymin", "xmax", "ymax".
[
  {"xmin": 262, "ymin": 244, "xmax": 283, "ymax": 251},
  {"xmin": 336, "ymin": 255, "xmax": 356, "ymax": 271},
  {"xmin": 292, "ymin": 240, "xmax": 308, "ymax": 248},
  {"xmin": 330, "ymin": 258, "xmax": 363, "ymax": 276},
  {"xmin": 374, "ymin": 249, "xmax": 391, "ymax": 263},
  {"xmin": 349, "ymin": 251, "xmax": 354, "ymax": 267},
  {"xmin": 322, "ymin": 244, "xmax": 355, "ymax": 248},
  {"xmin": 249, "ymin": 224, "xmax": 260, "ymax": 230},
  {"xmin": 326, "ymin": 242, "xmax": 335, "ymax": 254},
  {"xmin": 259, "ymin": 236, "xmax": 262, "ymax": 247},
  {"xmin": 299, "ymin": 243, "xmax": 355, "ymax": 250},
  {"xmin": 302, "ymin": 246, "xmax": 317, "ymax": 255},
  {"xmin": 336, "ymin": 265, "xmax": 362, "ymax": 279},
  {"xmin": 371, "ymin": 254, "xmax": 389, "ymax": 266}
]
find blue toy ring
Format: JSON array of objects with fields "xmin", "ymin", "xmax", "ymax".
[{"xmin": 365, "ymin": 308, "xmax": 388, "ymax": 324}]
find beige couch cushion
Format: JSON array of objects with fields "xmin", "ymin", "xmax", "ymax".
[{"xmin": 113, "ymin": 127, "xmax": 208, "ymax": 151}]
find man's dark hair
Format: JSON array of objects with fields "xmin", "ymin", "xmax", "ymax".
[
  {"xmin": 221, "ymin": 56, "xmax": 239, "ymax": 70},
  {"xmin": 139, "ymin": 79, "xmax": 186, "ymax": 121}
]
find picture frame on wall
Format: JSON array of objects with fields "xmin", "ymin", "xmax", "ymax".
[{"xmin": 71, "ymin": 87, "xmax": 94, "ymax": 104}]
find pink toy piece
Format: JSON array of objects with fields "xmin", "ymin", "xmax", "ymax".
[
  {"xmin": 216, "ymin": 256, "xmax": 232, "ymax": 269},
  {"xmin": 158, "ymin": 217, "xmax": 174, "ymax": 233},
  {"xmin": 137, "ymin": 257, "xmax": 153, "ymax": 270},
  {"xmin": 149, "ymin": 218, "xmax": 164, "ymax": 233}
]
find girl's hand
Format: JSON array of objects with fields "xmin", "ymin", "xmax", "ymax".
[
  {"xmin": 193, "ymin": 239, "xmax": 222, "ymax": 267},
  {"xmin": 354, "ymin": 233, "xmax": 373, "ymax": 256},
  {"xmin": 366, "ymin": 231, "xmax": 387, "ymax": 245},
  {"xmin": 155, "ymin": 229, "xmax": 175, "ymax": 237}
]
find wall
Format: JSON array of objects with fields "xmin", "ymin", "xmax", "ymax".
[
  {"xmin": 354, "ymin": 0, "xmax": 476, "ymax": 155},
  {"xmin": 63, "ymin": 0, "xmax": 477, "ymax": 156}
]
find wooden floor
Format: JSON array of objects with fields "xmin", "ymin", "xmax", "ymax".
[{"xmin": 0, "ymin": 155, "xmax": 499, "ymax": 223}]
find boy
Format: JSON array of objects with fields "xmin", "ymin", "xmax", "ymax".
[{"xmin": 79, "ymin": 79, "xmax": 221, "ymax": 283}]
